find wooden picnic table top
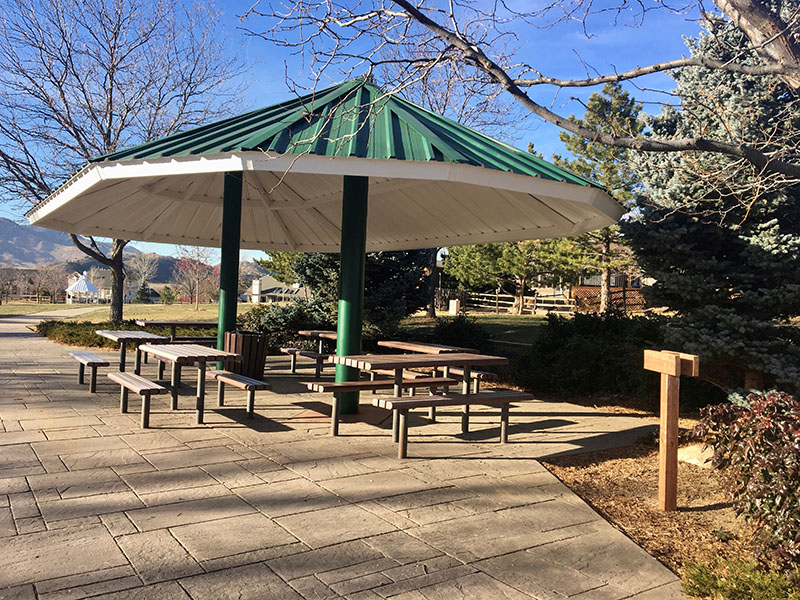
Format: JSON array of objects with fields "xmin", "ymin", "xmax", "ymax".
[
  {"xmin": 138, "ymin": 343, "xmax": 240, "ymax": 365},
  {"xmin": 377, "ymin": 340, "xmax": 478, "ymax": 354},
  {"xmin": 96, "ymin": 330, "xmax": 168, "ymax": 343},
  {"xmin": 329, "ymin": 352, "xmax": 508, "ymax": 371},
  {"xmin": 133, "ymin": 320, "xmax": 217, "ymax": 328},
  {"xmin": 297, "ymin": 330, "xmax": 338, "ymax": 341}
]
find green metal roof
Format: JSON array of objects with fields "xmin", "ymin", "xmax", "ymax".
[{"xmin": 95, "ymin": 79, "xmax": 600, "ymax": 188}]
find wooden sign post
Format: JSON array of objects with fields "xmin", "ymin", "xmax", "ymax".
[{"xmin": 643, "ymin": 349, "xmax": 700, "ymax": 511}]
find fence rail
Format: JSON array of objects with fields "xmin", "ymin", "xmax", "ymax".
[{"xmin": 436, "ymin": 286, "xmax": 646, "ymax": 315}]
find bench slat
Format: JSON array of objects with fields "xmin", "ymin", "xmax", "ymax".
[
  {"xmin": 372, "ymin": 390, "xmax": 532, "ymax": 411},
  {"xmin": 210, "ymin": 370, "xmax": 270, "ymax": 391},
  {"xmin": 307, "ymin": 377, "xmax": 457, "ymax": 394},
  {"xmin": 108, "ymin": 372, "xmax": 168, "ymax": 395},
  {"xmin": 281, "ymin": 347, "xmax": 326, "ymax": 359},
  {"xmin": 445, "ymin": 367, "xmax": 498, "ymax": 381},
  {"xmin": 69, "ymin": 352, "xmax": 109, "ymax": 367}
]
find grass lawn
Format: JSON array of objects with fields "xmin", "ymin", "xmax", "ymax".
[
  {"xmin": 64, "ymin": 302, "xmax": 260, "ymax": 323},
  {"xmin": 402, "ymin": 311, "xmax": 546, "ymax": 344},
  {"xmin": 0, "ymin": 302, "xmax": 95, "ymax": 317}
]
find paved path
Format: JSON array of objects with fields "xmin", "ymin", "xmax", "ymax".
[{"xmin": 0, "ymin": 314, "xmax": 682, "ymax": 599}]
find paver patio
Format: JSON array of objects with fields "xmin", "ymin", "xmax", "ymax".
[{"xmin": 0, "ymin": 310, "xmax": 682, "ymax": 599}]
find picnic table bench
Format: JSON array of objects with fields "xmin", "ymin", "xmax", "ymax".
[
  {"xmin": 108, "ymin": 372, "xmax": 169, "ymax": 429},
  {"xmin": 372, "ymin": 389, "xmax": 534, "ymax": 458},
  {"xmin": 282, "ymin": 330, "xmax": 338, "ymax": 378},
  {"xmin": 69, "ymin": 352, "xmax": 109, "ymax": 393}
]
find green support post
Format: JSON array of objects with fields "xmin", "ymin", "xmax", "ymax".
[
  {"xmin": 217, "ymin": 172, "xmax": 243, "ymax": 354},
  {"xmin": 335, "ymin": 175, "xmax": 368, "ymax": 414}
]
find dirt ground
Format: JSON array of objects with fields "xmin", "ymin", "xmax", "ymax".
[{"xmin": 543, "ymin": 432, "xmax": 754, "ymax": 576}]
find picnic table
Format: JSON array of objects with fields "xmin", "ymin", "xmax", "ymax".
[
  {"xmin": 377, "ymin": 340, "xmax": 477, "ymax": 354},
  {"xmin": 330, "ymin": 352, "xmax": 508, "ymax": 396},
  {"xmin": 95, "ymin": 330, "xmax": 168, "ymax": 374},
  {"xmin": 138, "ymin": 343, "xmax": 241, "ymax": 424},
  {"xmin": 133, "ymin": 320, "xmax": 217, "ymax": 341},
  {"xmin": 297, "ymin": 329, "xmax": 337, "ymax": 354},
  {"xmin": 329, "ymin": 351, "xmax": 511, "ymax": 456}
]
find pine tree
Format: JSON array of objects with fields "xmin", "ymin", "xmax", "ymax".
[
  {"xmin": 552, "ymin": 83, "xmax": 643, "ymax": 312},
  {"xmin": 624, "ymin": 21, "xmax": 800, "ymax": 391}
]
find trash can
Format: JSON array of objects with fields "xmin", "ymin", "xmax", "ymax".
[{"xmin": 223, "ymin": 331, "xmax": 269, "ymax": 379}]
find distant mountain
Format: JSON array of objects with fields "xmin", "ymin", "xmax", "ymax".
[{"xmin": 0, "ymin": 217, "xmax": 145, "ymax": 269}]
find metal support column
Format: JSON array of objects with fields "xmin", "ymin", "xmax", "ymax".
[
  {"xmin": 335, "ymin": 175, "xmax": 368, "ymax": 414},
  {"xmin": 217, "ymin": 172, "xmax": 243, "ymax": 352}
]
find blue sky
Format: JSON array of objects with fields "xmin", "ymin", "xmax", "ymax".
[{"xmin": 3, "ymin": 0, "xmax": 702, "ymax": 261}]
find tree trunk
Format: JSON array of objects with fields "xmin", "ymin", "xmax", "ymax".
[
  {"xmin": 516, "ymin": 278, "xmax": 526, "ymax": 315},
  {"xmin": 194, "ymin": 281, "xmax": 200, "ymax": 310},
  {"xmin": 425, "ymin": 248, "xmax": 437, "ymax": 318},
  {"xmin": 599, "ymin": 268, "xmax": 611, "ymax": 313},
  {"xmin": 109, "ymin": 243, "xmax": 125, "ymax": 325},
  {"xmin": 599, "ymin": 234, "xmax": 612, "ymax": 313}
]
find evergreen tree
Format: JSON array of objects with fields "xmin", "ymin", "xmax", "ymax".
[
  {"xmin": 625, "ymin": 21, "xmax": 800, "ymax": 391},
  {"xmin": 444, "ymin": 240, "xmax": 584, "ymax": 314},
  {"xmin": 257, "ymin": 251, "xmax": 430, "ymax": 335},
  {"xmin": 552, "ymin": 83, "xmax": 643, "ymax": 312}
]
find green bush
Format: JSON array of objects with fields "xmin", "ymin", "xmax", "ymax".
[
  {"xmin": 431, "ymin": 315, "xmax": 491, "ymax": 354},
  {"xmin": 510, "ymin": 311, "xmax": 724, "ymax": 410},
  {"xmin": 683, "ymin": 559, "xmax": 800, "ymax": 599},
  {"xmin": 35, "ymin": 320, "xmax": 216, "ymax": 347},
  {"xmin": 238, "ymin": 298, "xmax": 334, "ymax": 353},
  {"xmin": 693, "ymin": 391, "xmax": 800, "ymax": 566}
]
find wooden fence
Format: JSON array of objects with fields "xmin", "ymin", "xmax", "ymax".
[{"xmin": 436, "ymin": 286, "xmax": 646, "ymax": 315}]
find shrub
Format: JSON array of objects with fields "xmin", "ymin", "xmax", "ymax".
[
  {"xmin": 683, "ymin": 559, "xmax": 800, "ymax": 599},
  {"xmin": 238, "ymin": 298, "xmax": 334, "ymax": 353},
  {"xmin": 431, "ymin": 315, "xmax": 491, "ymax": 354},
  {"xmin": 159, "ymin": 286, "xmax": 176, "ymax": 305},
  {"xmin": 509, "ymin": 311, "xmax": 724, "ymax": 410},
  {"xmin": 693, "ymin": 391, "xmax": 800, "ymax": 566},
  {"xmin": 35, "ymin": 320, "xmax": 216, "ymax": 347}
]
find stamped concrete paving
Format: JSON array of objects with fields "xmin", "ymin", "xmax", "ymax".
[{"xmin": 0, "ymin": 310, "xmax": 682, "ymax": 599}]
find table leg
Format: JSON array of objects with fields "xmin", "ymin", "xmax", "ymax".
[
  {"xmin": 119, "ymin": 341, "xmax": 127, "ymax": 372},
  {"xmin": 196, "ymin": 359, "xmax": 206, "ymax": 425},
  {"xmin": 392, "ymin": 368, "xmax": 402, "ymax": 442},
  {"xmin": 443, "ymin": 365, "xmax": 450, "ymax": 394},
  {"xmin": 134, "ymin": 346, "xmax": 142, "ymax": 375},
  {"xmin": 500, "ymin": 403, "xmax": 509, "ymax": 443},
  {"xmin": 170, "ymin": 325, "xmax": 177, "ymax": 341},
  {"xmin": 318, "ymin": 339, "xmax": 324, "ymax": 355},
  {"xmin": 170, "ymin": 362, "xmax": 179, "ymax": 410},
  {"xmin": 461, "ymin": 365, "xmax": 471, "ymax": 434}
]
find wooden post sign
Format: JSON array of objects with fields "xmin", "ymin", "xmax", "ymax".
[{"xmin": 643, "ymin": 349, "xmax": 700, "ymax": 511}]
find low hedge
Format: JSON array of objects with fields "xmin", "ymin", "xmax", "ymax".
[{"xmin": 35, "ymin": 320, "xmax": 217, "ymax": 348}]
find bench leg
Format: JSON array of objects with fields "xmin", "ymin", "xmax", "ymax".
[
  {"xmin": 461, "ymin": 405, "xmax": 470, "ymax": 435},
  {"xmin": 370, "ymin": 372, "xmax": 378, "ymax": 394},
  {"xmin": 443, "ymin": 366, "xmax": 450, "ymax": 394},
  {"xmin": 134, "ymin": 347, "xmax": 142, "ymax": 375},
  {"xmin": 141, "ymin": 394, "xmax": 150, "ymax": 429},
  {"xmin": 331, "ymin": 394, "xmax": 340, "ymax": 437},
  {"xmin": 289, "ymin": 353, "xmax": 297, "ymax": 374},
  {"xmin": 428, "ymin": 406, "xmax": 436, "ymax": 422},
  {"xmin": 398, "ymin": 410, "xmax": 409, "ymax": 459},
  {"xmin": 408, "ymin": 386, "xmax": 416, "ymax": 397},
  {"xmin": 196, "ymin": 361, "xmax": 206, "ymax": 425},
  {"xmin": 78, "ymin": 363, "xmax": 85, "ymax": 385},
  {"xmin": 158, "ymin": 359, "xmax": 165, "ymax": 380},
  {"xmin": 247, "ymin": 390, "xmax": 255, "ymax": 418},
  {"xmin": 392, "ymin": 409, "xmax": 399, "ymax": 443},
  {"xmin": 315, "ymin": 357, "xmax": 322, "ymax": 379},
  {"xmin": 120, "ymin": 387, "xmax": 129, "ymax": 413},
  {"xmin": 89, "ymin": 366, "xmax": 98, "ymax": 393},
  {"xmin": 500, "ymin": 403, "xmax": 509, "ymax": 443},
  {"xmin": 217, "ymin": 380, "xmax": 225, "ymax": 407},
  {"xmin": 170, "ymin": 362, "xmax": 179, "ymax": 410},
  {"xmin": 473, "ymin": 379, "xmax": 480, "ymax": 394},
  {"xmin": 144, "ymin": 351, "xmax": 148, "ymax": 365}
]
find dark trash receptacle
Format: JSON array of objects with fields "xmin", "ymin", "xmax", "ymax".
[{"xmin": 223, "ymin": 331, "xmax": 268, "ymax": 379}]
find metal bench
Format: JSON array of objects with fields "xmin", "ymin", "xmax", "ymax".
[
  {"xmin": 107, "ymin": 372, "xmax": 168, "ymax": 429},
  {"xmin": 281, "ymin": 347, "xmax": 328, "ymax": 378},
  {"xmin": 307, "ymin": 376, "xmax": 457, "ymax": 436},
  {"xmin": 69, "ymin": 352, "xmax": 110, "ymax": 393},
  {"xmin": 372, "ymin": 389, "xmax": 534, "ymax": 458},
  {"xmin": 208, "ymin": 370, "xmax": 271, "ymax": 418}
]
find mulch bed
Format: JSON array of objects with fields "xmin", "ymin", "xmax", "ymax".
[{"xmin": 542, "ymin": 435, "xmax": 755, "ymax": 576}]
